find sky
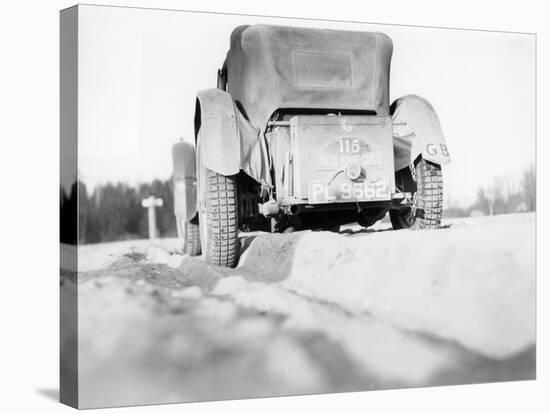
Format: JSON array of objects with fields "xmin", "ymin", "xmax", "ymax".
[{"xmin": 74, "ymin": 5, "xmax": 536, "ymax": 206}]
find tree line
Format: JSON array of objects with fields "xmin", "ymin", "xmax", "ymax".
[
  {"xmin": 60, "ymin": 164, "xmax": 535, "ymax": 244},
  {"xmin": 445, "ymin": 164, "xmax": 536, "ymax": 218},
  {"xmin": 60, "ymin": 179, "xmax": 176, "ymax": 244}
]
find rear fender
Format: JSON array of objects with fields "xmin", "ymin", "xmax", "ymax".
[
  {"xmin": 172, "ymin": 141, "xmax": 197, "ymax": 222},
  {"xmin": 195, "ymin": 89, "xmax": 240, "ymax": 176},
  {"xmin": 391, "ymin": 95, "xmax": 451, "ymax": 171}
]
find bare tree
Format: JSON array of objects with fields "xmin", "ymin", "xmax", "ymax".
[
  {"xmin": 521, "ymin": 164, "xmax": 536, "ymax": 211},
  {"xmin": 485, "ymin": 177, "xmax": 504, "ymax": 216}
]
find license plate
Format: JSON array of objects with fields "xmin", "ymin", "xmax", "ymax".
[{"xmin": 308, "ymin": 177, "xmax": 390, "ymax": 203}]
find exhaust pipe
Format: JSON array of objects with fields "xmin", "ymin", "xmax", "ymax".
[
  {"xmin": 288, "ymin": 204, "xmax": 302, "ymax": 216},
  {"xmin": 260, "ymin": 201, "xmax": 302, "ymax": 217}
]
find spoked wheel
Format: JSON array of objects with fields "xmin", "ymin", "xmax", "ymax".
[
  {"xmin": 197, "ymin": 165, "xmax": 240, "ymax": 267},
  {"xmin": 390, "ymin": 157, "xmax": 443, "ymax": 230},
  {"xmin": 177, "ymin": 216, "xmax": 202, "ymax": 256}
]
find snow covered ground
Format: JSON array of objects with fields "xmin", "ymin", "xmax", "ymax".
[{"xmin": 62, "ymin": 213, "xmax": 536, "ymax": 408}]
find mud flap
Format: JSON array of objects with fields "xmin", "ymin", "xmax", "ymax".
[
  {"xmin": 172, "ymin": 141, "xmax": 197, "ymax": 223},
  {"xmin": 392, "ymin": 95, "xmax": 451, "ymax": 171}
]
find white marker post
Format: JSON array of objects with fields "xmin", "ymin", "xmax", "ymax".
[{"xmin": 141, "ymin": 196, "xmax": 164, "ymax": 240}]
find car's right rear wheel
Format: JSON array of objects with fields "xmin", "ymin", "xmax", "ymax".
[{"xmin": 390, "ymin": 157, "xmax": 443, "ymax": 230}]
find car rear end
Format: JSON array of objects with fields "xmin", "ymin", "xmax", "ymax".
[{"xmin": 268, "ymin": 114, "xmax": 402, "ymax": 216}]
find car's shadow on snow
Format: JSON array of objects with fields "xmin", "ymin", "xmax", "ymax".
[
  {"xmin": 338, "ymin": 227, "xmax": 393, "ymax": 235},
  {"xmin": 239, "ymin": 234, "xmax": 260, "ymax": 257}
]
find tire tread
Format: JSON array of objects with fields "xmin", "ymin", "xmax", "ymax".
[
  {"xmin": 205, "ymin": 171, "xmax": 239, "ymax": 267},
  {"xmin": 390, "ymin": 158, "xmax": 443, "ymax": 230},
  {"xmin": 183, "ymin": 221, "xmax": 202, "ymax": 256},
  {"xmin": 413, "ymin": 159, "xmax": 443, "ymax": 229}
]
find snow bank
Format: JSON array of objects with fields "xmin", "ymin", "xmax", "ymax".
[{"xmin": 238, "ymin": 213, "xmax": 536, "ymax": 358}]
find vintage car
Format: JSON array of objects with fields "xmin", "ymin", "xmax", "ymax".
[{"xmin": 172, "ymin": 24, "xmax": 450, "ymax": 267}]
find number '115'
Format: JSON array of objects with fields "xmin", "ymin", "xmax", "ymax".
[{"xmin": 339, "ymin": 138, "xmax": 360, "ymax": 153}]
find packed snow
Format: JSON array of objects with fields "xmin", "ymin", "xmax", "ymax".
[{"xmin": 62, "ymin": 213, "xmax": 536, "ymax": 408}]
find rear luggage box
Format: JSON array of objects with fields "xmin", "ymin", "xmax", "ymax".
[{"xmin": 289, "ymin": 115, "xmax": 395, "ymax": 204}]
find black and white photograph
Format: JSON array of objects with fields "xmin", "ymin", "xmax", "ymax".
[{"xmin": 57, "ymin": 2, "xmax": 536, "ymax": 411}]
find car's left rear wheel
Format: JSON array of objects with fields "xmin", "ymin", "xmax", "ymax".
[
  {"xmin": 179, "ymin": 218, "xmax": 201, "ymax": 256},
  {"xmin": 198, "ymin": 169, "xmax": 240, "ymax": 268}
]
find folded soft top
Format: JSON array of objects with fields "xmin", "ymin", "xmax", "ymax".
[{"xmin": 224, "ymin": 25, "xmax": 393, "ymax": 128}]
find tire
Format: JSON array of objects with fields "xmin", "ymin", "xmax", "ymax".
[
  {"xmin": 390, "ymin": 158, "xmax": 443, "ymax": 230},
  {"xmin": 182, "ymin": 218, "xmax": 202, "ymax": 256},
  {"xmin": 199, "ymin": 170, "xmax": 240, "ymax": 267}
]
